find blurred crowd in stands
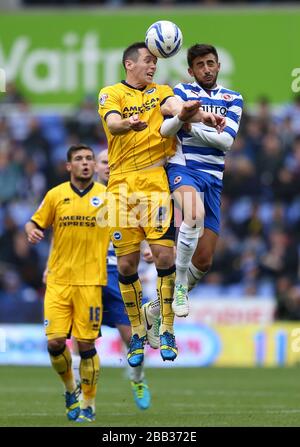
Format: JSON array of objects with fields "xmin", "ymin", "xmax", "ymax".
[
  {"xmin": 0, "ymin": 83, "xmax": 300, "ymax": 322},
  {"xmin": 20, "ymin": 0, "xmax": 292, "ymax": 6}
]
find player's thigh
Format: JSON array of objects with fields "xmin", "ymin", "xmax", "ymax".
[
  {"xmin": 173, "ymin": 185, "xmax": 205, "ymax": 225},
  {"xmin": 107, "ymin": 173, "xmax": 144, "ymax": 255},
  {"xmin": 44, "ymin": 283, "xmax": 73, "ymax": 340},
  {"xmin": 149, "ymin": 242, "xmax": 175, "ymax": 269},
  {"xmin": 72, "ymin": 286, "xmax": 103, "ymax": 342},
  {"xmin": 203, "ymin": 180, "xmax": 222, "ymax": 235}
]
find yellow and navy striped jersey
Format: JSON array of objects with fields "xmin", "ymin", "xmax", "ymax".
[
  {"xmin": 31, "ymin": 181, "xmax": 109, "ymax": 286},
  {"xmin": 98, "ymin": 81, "xmax": 176, "ymax": 174}
]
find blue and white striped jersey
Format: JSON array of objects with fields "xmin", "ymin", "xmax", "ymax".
[{"xmin": 168, "ymin": 82, "xmax": 243, "ymax": 180}]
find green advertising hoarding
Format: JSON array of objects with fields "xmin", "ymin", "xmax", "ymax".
[{"xmin": 0, "ymin": 9, "xmax": 299, "ymax": 106}]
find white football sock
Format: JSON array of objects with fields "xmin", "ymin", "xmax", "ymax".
[
  {"xmin": 128, "ymin": 364, "xmax": 144, "ymax": 382},
  {"xmin": 176, "ymin": 221, "xmax": 202, "ymax": 286},
  {"xmin": 187, "ymin": 262, "xmax": 207, "ymax": 291},
  {"xmin": 72, "ymin": 353, "xmax": 81, "ymax": 383}
]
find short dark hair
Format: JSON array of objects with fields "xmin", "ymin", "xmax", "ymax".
[
  {"xmin": 187, "ymin": 44, "xmax": 219, "ymax": 68},
  {"xmin": 67, "ymin": 144, "xmax": 94, "ymax": 162},
  {"xmin": 122, "ymin": 42, "xmax": 148, "ymax": 69}
]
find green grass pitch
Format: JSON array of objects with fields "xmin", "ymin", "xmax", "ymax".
[{"xmin": 0, "ymin": 366, "xmax": 299, "ymax": 427}]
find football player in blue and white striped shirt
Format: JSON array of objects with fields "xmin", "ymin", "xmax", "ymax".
[{"xmin": 160, "ymin": 44, "xmax": 243, "ymax": 317}]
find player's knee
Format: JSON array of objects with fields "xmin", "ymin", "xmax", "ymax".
[
  {"xmin": 47, "ymin": 338, "xmax": 66, "ymax": 354},
  {"xmin": 154, "ymin": 251, "xmax": 174, "ymax": 269},
  {"xmin": 118, "ymin": 263, "xmax": 136, "ymax": 276},
  {"xmin": 118, "ymin": 257, "xmax": 139, "ymax": 276}
]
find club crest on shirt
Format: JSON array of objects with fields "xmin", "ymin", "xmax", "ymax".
[
  {"xmin": 113, "ymin": 231, "xmax": 122, "ymax": 241},
  {"xmin": 146, "ymin": 88, "xmax": 156, "ymax": 94},
  {"xmin": 174, "ymin": 176, "xmax": 182, "ymax": 185},
  {"xmin": 90, "ymin": 196, "xmax": 102, "ymax": 207},
  {"xmin": 222, "ymin": 93, "xmax": 233, "ymax": 101},
  {"xmin": 99, "ymin": 94, "xmax": 108, "ymax": 106}
]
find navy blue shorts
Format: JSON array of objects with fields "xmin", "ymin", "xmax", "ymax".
[
  {"xmin": 166, "ymin": 163, "xmax": 223, "ymax": 235},
  {"xmin": 102, "ymin": 268, "xmax": 130, "ymax": 327}
]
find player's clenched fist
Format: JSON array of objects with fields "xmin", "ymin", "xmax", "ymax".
[{"xmin": 178, "ymin": 100, "xmax": 201, "ymax": 122}]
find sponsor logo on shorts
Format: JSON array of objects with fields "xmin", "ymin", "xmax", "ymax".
[
  {"xmin": 174, "ymin": 176, "xmax": 182, "ymax": 185},
  {"xmin": 90, "ymin": 196, "xmax": 102, "ymax": 207},
  {"xmin": 113, "ymin": 231, "xmax": 122, "ymax": 241},
  {"xmin": 99, "ymin": 93, "xmax": 108, "ymax": 106}
]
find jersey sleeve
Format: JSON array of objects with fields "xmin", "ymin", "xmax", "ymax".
[
  {"xmin": 98, "ymin": 86, "xmax": 122, "ymax": 122},
  {"xmin": 173, "ymin": 83, "xmax": 188, "ymax": 101},
  {"xmin": 159, "ymin": 84, "xmax": 175, "ymax": 106},
  {"xmin": 224, "ymin": 93, "xmax": 243, "ymax": 139},
  {"xmin": 31, "ymin": 190, "xmax": 55, "ymax": 230}
]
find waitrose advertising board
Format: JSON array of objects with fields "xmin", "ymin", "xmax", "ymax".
[{"xmin": 0, "ymin": 9, "xmax": 299, "ymax": 106}]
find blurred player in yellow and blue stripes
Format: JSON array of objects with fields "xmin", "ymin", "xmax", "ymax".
[{"xmin": 25, "ymin": 144, "xmax": 109, "ymax": 423}]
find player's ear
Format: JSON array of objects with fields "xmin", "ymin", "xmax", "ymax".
[
  {"xmin": 125, "ymin": 59, "xmax": 134, "ymax": 71},
  {"xmin": 188, "ymin": 67, "xmax": 194, "ymax": 78},
  {"xmin": 66, "ymin": 162, "xmax": 71, "ymax": 172}
]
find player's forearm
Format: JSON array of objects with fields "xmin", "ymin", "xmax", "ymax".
[
  {"xmin": 189, "ymin": 126, "xmax": 234, "ymax": 152},
  {"xmin": 161, "ymin": 96, "xmax": 182, "ymax": 116},
  {"xmin": 160, "ymin": 115, "xmax": 184, "ymax": 137},
  {"xmin": 107, "ymin": 117, "xmax": 133, "ymax": 135}
]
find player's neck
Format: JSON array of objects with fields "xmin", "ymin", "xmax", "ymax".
[
  {"xmin": 71, "ymin": 178, "xmax": 93, "ymax": 192},
  {"xmin": 198, "ymin": 81, "xmax": 218, "ymax": 91},
  {"xmin": 124, "ymin": 77, "xmax": 147, "ymax": 90}
]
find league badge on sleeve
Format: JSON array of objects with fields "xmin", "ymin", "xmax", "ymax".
[{"xmin": 99, "ymin": 94, "xmax": 108, "ymax": 106}]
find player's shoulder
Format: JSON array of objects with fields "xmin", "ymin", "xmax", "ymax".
[
  {"xmin": 93, "ymin": 182, "xmax": 107, "ymax": 194},
  {"xmin": 173, "ymin": 82, "xmax": 198, "ymax": 99},
  {"xmin": 43, "ymin": 182, "xmax": 70, "ymax": 204},
  {"xmin": 99, "ymin": 83, "xmax": 123, "ymax": 96},
  {"xmin": 153, "ymin": 83, "xmax": 173, "ymax": 95},
  {"xmin": 48, "ymin": 182, "xmax": 70, "ymax": 196},
  {"xmin": 174, "ymin": 81, "xmax": 191, "ymax": 89},
  {"xmin": 218, "ymin": 85, "xmax": 243, "ymax": 100}
]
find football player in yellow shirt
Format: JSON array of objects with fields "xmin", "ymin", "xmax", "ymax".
[
  {"xmin": 98, "ymin": 42, "xmax": 224, "ymax": 367},
  {"xmin": 25, "ymin": 144, "xmax": 109, "ymax": 423}
]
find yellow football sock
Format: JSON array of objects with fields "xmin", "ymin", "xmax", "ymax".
[
  {"xmin": 79, "ymin": 348, "xmax": 100, "ymax": 411},
  {"xmin": 118, "ymin": 272, "xmax": 146, "ymax": 338},
  {"xmin": 157, "ymin": 266, "xmax": 176, "ymax": 333},
  {"xmin": 48, "ymin": 345, "xmax": 76, "ymax": 393}
]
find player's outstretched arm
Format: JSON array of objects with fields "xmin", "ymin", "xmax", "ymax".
[
  {"xmin": 106, "ymin": 113, "xmax": 148, "ymax": 135},
  {"xmin": 188, "ymin": 124, "xmax": 234, "ymax": 152},
  {"xmin": 160, "ymin": 98, "xmax": 225, "ymax": 137},
  {"xmin": 25, "ymin": 221, "xmax": 44, "ymax": 245}
]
